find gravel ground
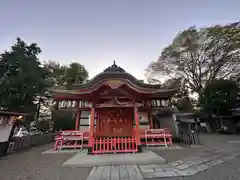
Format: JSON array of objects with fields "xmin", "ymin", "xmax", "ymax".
[{"xmin": 0, "ymin": 144, "xmax": 91, "ymax": 180}]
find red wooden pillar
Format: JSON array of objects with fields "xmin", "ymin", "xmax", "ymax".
[
  {"xmin": 148, "ymin": 110, "xmax": 153, "ymax": 129},
  {"xmin": 88, "ymin": 107, "xmax": 95, "ymax": 147},
  {"xmin": 134, "ymin": 106, "xmax": 141, "ymax": 145},
  {"xmin": 79, "ymin": 110, "xmax": 82, "ymax": 130},
  {"xmin": 75, "ymin": 111, "xmax": 80, "ymax": 130},
  {"xmin": 96, "ymin": 111, "xmax": 100, "ymax": 136},
  {"xmin": 75, "ymin": 101, "xmax": 80, "ymax": 130}
]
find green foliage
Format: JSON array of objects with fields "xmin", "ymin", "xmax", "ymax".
[
  {"xmin": 35, "ymin": 120, "xmax": 52, "ymax": 132},
  {"xmin": 148, "ymin": 22, "xmax": 240, "ymax": 100},
  {"xmin": 43, "ymin": 60, "xmax": 67, "ymax": 87},
  {"xmin": 44, "ymin": 60, "xmax": 88, "ymax": 87},
  {"xmin": 66, "ymin": 62, "xmax": 88, "ymax": 85},
  {"xmin": 199, "ymin": 79, "xmax": 239, "ymax": 116},
  {"xmin": 163, "ymin": 78, "xmax": 193, "ymax": 111},
  {"xmin": 174, "ymin": 97, "xmax": 194, "ymax": 112},
  {"xmin": 55, "ymin": 111, "xmax": 75, "ymax": 130},
  {"xmin": 0, "ymin": 38, "xmax": 88, "ymax": 130},
  {"xmin": 0, "ymin": 38, "xmax": 49, "ymax": 113}
]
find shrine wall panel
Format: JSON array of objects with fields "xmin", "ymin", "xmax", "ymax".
[
  {"xmin": 79, "ymin": 111, "xmax": 90, "ymax": 125},
  {"xmin": 96, "ymin": 108, "xmax": 133, "ymax": 137},
  {"xmin": 79, "ymin": 111, "xmax": 97, "ymax": 131},
  {"xmin": 79, "ymin": 126, "xmax": 90, "ymax": 132}
]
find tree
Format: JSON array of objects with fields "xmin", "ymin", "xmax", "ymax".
[
  {"xmin": 44, "ymin": 61, "xmax": 88, "ymax": 87},
  {"xmin": 0, "ymin": 38, "xmax": 49, "ymax": 115},
  {"xmin": 199, "ymin": 79, "xmax": 239, "ymax": 116},
  {"xmin": 55, "ymin": 111, "xmax": 75, "ymax": 130},
  {"xmin": 43, "ymin": 60, "xmax": 67, "ymax": 87},
  {"xmin": 66, "ymin": 62, "xmax": 88, "ymax": 86},
  {"xmin": 147, "ymin": 22, "xmax": 240, "ymax": 101},
  {"xmin": 163, "ymin": 78, "xmax": 194, "ymax": 111},
  {"xmin": 43, "ymin": 61, "xmax": 88, "ymax": 131},
  {"xmin": 147, "ymin": 78, "xmax": 161, "ymax": 84}
]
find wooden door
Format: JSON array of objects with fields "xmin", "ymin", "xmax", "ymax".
[{"xmin": 96, "ymin": 108, "xmax": 133, "ymax": 137}]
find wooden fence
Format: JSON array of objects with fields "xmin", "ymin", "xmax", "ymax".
[
  {"xmin": 7, "ymin": 133, "xmax": 54, "ymax": 154},
  {"xmin": 92, "ymin": 137, "xmax": 138, "ymax": 154}
]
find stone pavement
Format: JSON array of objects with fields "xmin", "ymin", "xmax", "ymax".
[
  {"xmin": 87, "ymin": 165, "xmax": 143, "ymax": 180},
  {"xmin": 1, "ymin": 133, "xmax": 240, "ymax": 180},
  {"xmin": 152, "ymin": 133, "xmax": 240, "ymax": 163},
  {"xmin": 62, "ymin": 149, "xmax": 165, "ymax": 167},
  {"xmin": 152, "ymin": 155, "xmax": 240, "ymax": 180},
  {"xmin": 140, "ymin": 146, "xmax": 240, "ymax": 178},
  {"xmin": 86, "ymin": 145, "xmax": 240, "ymax": 179}
]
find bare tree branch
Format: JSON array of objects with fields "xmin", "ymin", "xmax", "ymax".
[{"xmin": 146, "ymin": 22, "xmax": 240, "ymax": 100}]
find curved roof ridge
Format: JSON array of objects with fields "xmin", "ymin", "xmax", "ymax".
[
  {"xmin": 103, "ymin": 60, "xmax": 126, "ymax": 73},
  {"xmin": 69, "ymin": 61, "xmax": 163, "ymax": 89}
]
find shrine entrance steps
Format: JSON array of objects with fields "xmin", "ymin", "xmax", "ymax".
[
  {"xmin": 92, "ymin": 136, "xmax": 138, "ymax": 154},
  {"xmin": 62, "ymin": 149, "xmax": 165, "ymax": 167}
]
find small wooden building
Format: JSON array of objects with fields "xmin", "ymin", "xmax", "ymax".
[
  {"xmin": 53, "ymin": 62, "xmax": 178, "ymax": 154},
  {"xmin": 0, "ymin": 111, "xmax": 27, "ymax": 157}
]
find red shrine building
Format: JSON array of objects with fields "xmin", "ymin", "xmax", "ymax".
[{"xmin": 53, "ymin": 62, "xmax": 178, "ymax": 154}]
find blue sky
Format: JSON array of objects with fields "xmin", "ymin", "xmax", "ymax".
[{"xmin": 0, "ymin": 0, "xmax": 239, "ymax": 79}]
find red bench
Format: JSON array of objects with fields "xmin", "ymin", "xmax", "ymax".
[
  {"xmin": 54, "ymin": 130, "xmax": 84, "ymax": 150},
  {"xmin": 144, "ymin": 128, "xmax": 172, "ymax": 147}
]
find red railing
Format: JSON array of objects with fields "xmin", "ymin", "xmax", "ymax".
[{"xmin": 92, "ymin": 137, "xmax": 138, "ymax": 154}]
